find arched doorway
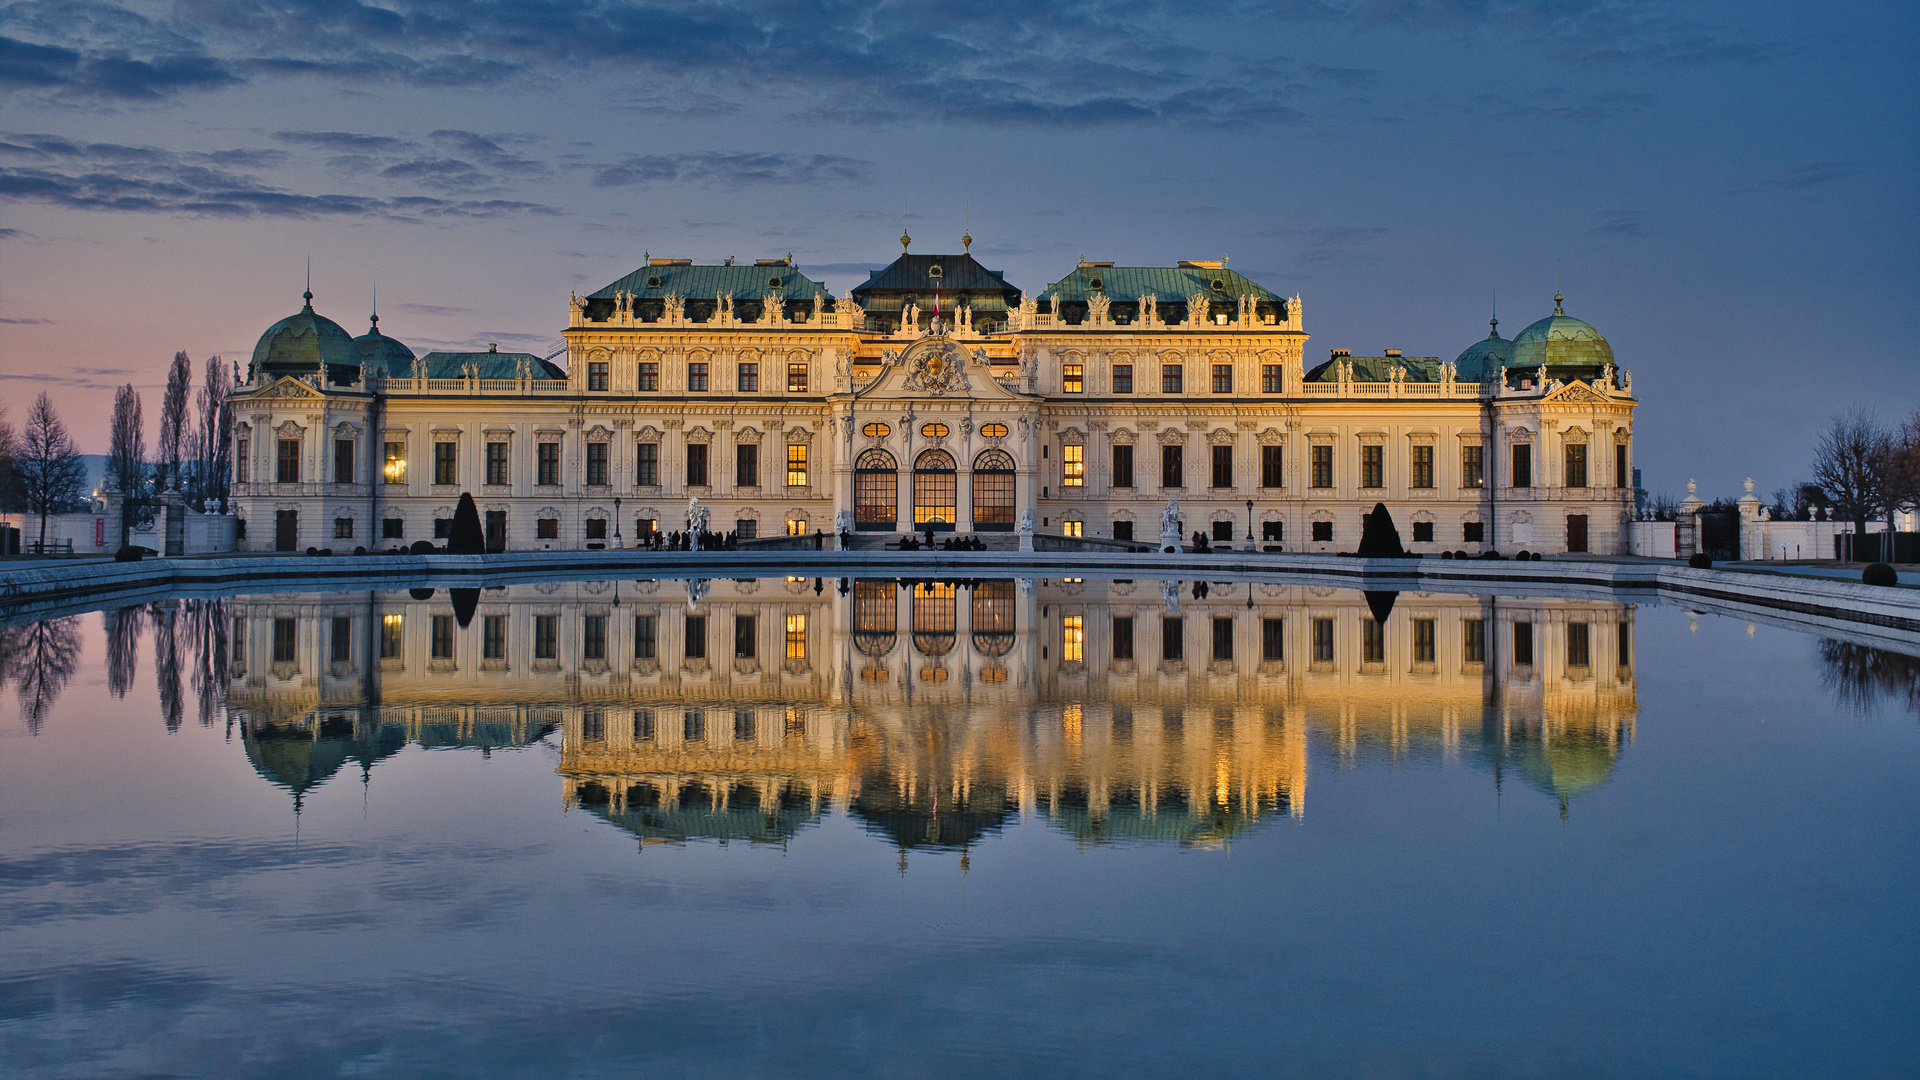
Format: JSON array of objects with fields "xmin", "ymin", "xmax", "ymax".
[
  {"xmin": 855, "ymin": 449, "xmax": 897, "ymax": 531},
  {"xmin": 971, "ymin": 449, "xmax": 1015, "ymax": 531},
  {"xmin": 914, "ymin": 450, "xmax": 956, "ymax": 531}
]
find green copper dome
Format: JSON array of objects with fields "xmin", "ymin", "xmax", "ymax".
[
  {"xmin": 252, "ymin": 291, "xmax": 359, "ymax": 382},
  {"xmin": 1508, "ymin": 294, "xmax": 1614, "ymax": 371},
  {"xmin": 352, "ymin": 313, "xmax": 416, "ymax": 378},
  {"xmin": 1454, "ymin": 317, "xmax": 1514, "ymax": 381}
]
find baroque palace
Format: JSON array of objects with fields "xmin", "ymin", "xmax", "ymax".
[{"xmin": 229, "ymin": 234, "xmax": 1638, "ymax": 554}]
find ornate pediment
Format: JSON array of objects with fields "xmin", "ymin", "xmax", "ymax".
[
  {"xmin": 1158, "ymin": 427, "xmax": 1187, "ymax": 445},
  {"xmin": 1207, "ymin": 427, "xmax": 1234, "ymax": 446},
  {"xmin": 1544, "ymin": 381, "xmax": 1609, "ymax": 404},
  {"xmin": 1109, "ymin": 428, "xmax": 1137, "ymax": 445},
  {"xmin": 1257, "ymin": 427, "xmax": 1285, "ymax": 445},
  {"xmin": 900, "ymin": 337, "xmax": 970, "ymax": 396},
  {"xmin": 256, "ymin": 376, "xmax": 326, "ymax": 401}
]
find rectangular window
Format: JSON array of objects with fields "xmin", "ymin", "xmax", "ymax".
[
  {"xmin": 1212, "ymin": 364, "xmax": 1233, "ymax": 394},
  {"xmin": 535, "ymin": 443, "xmax": 559, "ymax": 486},
  {"xmin": 1261, "ymin": 445, "xmax": 1283, "ymax": 488},
  {"xmin": 1512, "ymin": 444, "xmax": 1532, "ymax": 488},
  {"xmin": 434, "ymin": 441, "xmax": 457, "ymax": 486},
  {"xmin": 486, "ymin": 442, "xmax": 508, "ymax": 485},
  {"xmin": 638, "ymin": 362, "xmax": 659, "ymax": 391},
  {"xmin": 1262, "ymin": 618, "xmax": 1284, "ymax": 662},
  {"xmin": 788, "ymin": 363, "xmax": 808, "ymax": 393},
  {"xmin": 736, "ymin": 443, "xmax": 758, "ymax": 487},
  {"xmin": 533, "ymin": 615, "xmax": 557, "ymax": 660},
  {"xmin": 1213, "ymin": 521, "xmax": 1233, "ymax": 542},
  {"xmin": 682, "ymin": 614, "xmax": 709, "ymax": 660},
  {"xmin": 1464, "ymin": 521, "xmax": 1484, "ymax": 543},
  {"xmin": 1312, "ymin": 520, "xmax": 1333, "ymax": 542},
  {"xmin": 483, "ymin": 615, "xmax": 506, "ymax": 660},
  {"xmin": 380, "ymin": 614, "xmax": 402, "ymax": 659},
  {"xmin": 686, "ymin": 443, "xmax": 709, "ymax": 487},
  {"xmin": 1463, "ymin": 619, "xmax": 1486, "ymax": 664},
  {"xmin": 1112, "ymin": 364, "xmax": 1133, "ymax": 394},
  {"xmin": 1412, "ymin": 521, "xmax": 1434, "ymax": 543},
  {"xmin": 1062, "ymin": 363, "xmax": 1083, "ymax": 393},
  {"xmin": 1112, "ymin": 445, "xmax": 1134, "ymax": 488},
  {"xmin": 635, "ymin": 442, "xmax": 659, "ymax": 486},
  {"xmin": 1361, "ymin": 444, "xmax": 1383, "ymax": 488},
  {"xmin": 1212, "ymin": 617, "xmax": 1233, "ymax": 661},
  {"xmin": 1312, "ymin": 618, "xmax": 1334, "ymax": 663},
  {"xmin": 1567, "ymin": 622, "xmax": 1590, "ymax": 667},
  {"xmin": 1311, "ymin": 445, "xmax": 1333, "ymax": 488},
  {"xmin": 587, "ymin": 360, "xmax": 608, "ymax": 391},
  {"xmin": 1413, "ymin": 619, "xmax": 1436, "ymax": 664},
  {"xmin": 1113, "ymin": 520, "xmax": 1132, "ymax": 541},
  {"xmin": 1162, "ymin": 364, "xmax": 1183, "ymax": 394},
  {"xmin": 330, "ymin": 616, "xmax": 352, "ymax": 663},
  {"xmin": 1062, "ymin": 615, "xmax": 1084, "ymax": 662},
  {"xmin": 684, "ymin": 710, "xmax": 705, "ymax": 742},
  {"xmin": 1463, "ymin": 444, "xmax": 1484, "ymax": 488},
  {"xmin": 1565, "ymin": 443, "xmax": 1588, "ymax": 488},
  {"xmin": 431, "ymin": 615, "xmax": 454, "ymax": 660},
  {"xmin": 236, "ymin": 439, "xmax": 251, "ymax": 482},
  {"xmin": 734, "ymin": 615, "xmax": 756, "ymax": 659},
  {"xmin": 333, "ymin": 517, "xmax": 354, "ymax": 539},
  {"xmin": 1112, "ymin": 616, "xmax": 1134, "ymax": 661},
  {"xmin": 586, "ymin": 442, "xmax": 608, "ymax": 486},
  {"xmin": 737, "ymin": 362, "xmax": 758, "ymax": 392},
  {"xmin": 785, "ymin": 614, "xmax": 807, "ymax": 660},
  {"xmin": 688, "ymin": 362, "xmax": 709, "ymax": 392},
  {"xmin": 1161, "ymin": 444, "xmax": 1184, "ymax": 488},
  {"xmin": 434, "ymin": 518, "xmax": 453, "ymax": 539},
  {"xmin": 1616, "ymin": 443, "xmax": 1629, "ymax": 489},
  {"xmin": 382, "ymin": 518, "xmax": 404, "ymax": 539},
  {"xmin": 277, "ymin": 439, "xmax": 300, "ymax": 483},
  {"xmin": 735, "ymin": 519, "xmax": 756, "ymax": 540},
  {"xmin": 1362, "ymin": 619, "xmax": 1385, "ymax": 665},
  {"xmin": 536, "ymin": 518, "xmax": 559, "ymax": 539},
  {"xmin": 787, "ymin": 444, "xmax": 808, "ymax": 487},
  {"xmin": 734, "ymin": 710, "xmax": 755, "ymax": 742},
  {"xmin": 582, "ymin": 709, "xmax": 605, "ymax": 741},
  {"xmin": 583, "ymin": 615, "xmax": 606, "ymax": 661},
  {"xmin": 273, "ymin": 617, "xmax": 297, "ymax": 663},
  {"xmin": 1618, "ymin": 621, "xmax": 1632, "ymax": 670},
  {"xmin": 633, "ymin": 710, "xmax": 655, "ymax": 741},
  {"xmin": 1412, "ymin": 445, "xmax": 1434, "ymax": 488},
  {"xmin": 1513, "ymin": 621, "xmax": 1534, "ymax": 666},
  {"xmin": 585, "ymin": 518, "xmax": 607, "ymax": 540},
  {"xmin": 1162, "ymin": 617, "xmax": 1184, "ymax": 661},
  {"xmin": 1262, "ymin": 364, "xmax": 1283, "ymax": 393},
  {"xmin": 334, "ymin": 439, "xmax": 355, "ymax": 484},
  {"xmin": 1263, "ymin": 521, "xmax": 1283, "ymax": 542},
  {"xmin": 1062, "ymin": 444, "xmax": 1084, "ymax": 487},
  {"xmin": 633, "ymin": 614, "xmax": 657, "ymax": 658},
  {"xmin": 1211, "ymin": 445, "xmax": 1233, "ymax": 488},
  {"xmin": 382, "ymin": 441, "xmax": 405, "ymax": 485}
]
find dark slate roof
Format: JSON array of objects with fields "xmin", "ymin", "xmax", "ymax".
[
  {"xmin": 353, "ymin": 314, "xmax": 417, "ymax": 375},
  {"xmin": 1039, "ymin": 265, "xmax": 1283, "ymax": 304},
  {"xmin": 1304, "ymin": 355, "xmax": 1445, "ymax": 383},
  {"xmin": 417, "ymin": 351, "xmax": 566, "ymax": 379},
  {"xmin": 850, "ymin": 253, "xmax": 1022, "ymax": 313},
  {"xmin": 591, "ymin": 261, "xmax": 832, "ymax": 301},
  {"xmin": 253, "ymin": 292, "xmax": 359, "ymax": 376},
  {"xmin": 1453, "ymin": 320, "xmax": 1513, "ymax": 382}
]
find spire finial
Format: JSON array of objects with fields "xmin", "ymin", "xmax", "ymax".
[
  {"xmin": 900, "ymin": 212, "xmax": 911, "ymax": 253},
  {"xmin": 1489, "ymin": 286, "xmax": 1499, "ymax": 338},
  {"xmin": 304, "ymin": 255, "xmax": 312, "ymax": 308},
  {"xmin": 1553, "ymin": 292, "xmax": 1564, "ymax": 315},
  {"xmin": 370, "ymin": 280, "xmax": 378, "ymax": 332},
  {"xmin": 962, "ymin": 204, "xmax": 971, "ymax": 252}
]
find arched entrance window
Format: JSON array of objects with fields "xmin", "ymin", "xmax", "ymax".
[
  {"xmin": 970, "ymin": 580, "xmax": 1016, "ymax": 655},
  {"xmin": 852, "ymin": 580, "xmax": 896, "ymax": 656},
  {"xmin": 972, "ymin": 449, "xmax": 1015, "ymax": 531},
  {"xmin": 914, "ymin": 450, "xmax": 956, "ymax": 531},
  {"xmin": 855, "ymin": 449, "xmax": 897, "ymax": 531},
  {"xmin": 912, "ymin": 582, "xmax": 956, "ymax": 655}
]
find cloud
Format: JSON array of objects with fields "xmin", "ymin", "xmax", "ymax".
[
  {"xmin": 1775, "ymin": 162, "xmax": 1861, "ymax": 190},
  {"xmin": 396, "ymin": 303, "xmax": 476, "ymax": 317},
  {"xmin": 273, "ymin": 131, "xmax": 416, "ymax": 152},
  {"xmin": 1591, "ymin": 209, "xmax": 1648, "ymax": 238},
  {"xmin": 0, "ymin": 133, "xmax": 562, "ymax": 221},
  {"xmin": 0, "ymin": 316, "xmax": 55, "ymax": 324},
  {"xmin": 592, "ymin": 151, "xmax": 872, "ymax": 189},
  {"xmin": 1259, "ymin": 224, "xmax": 1391, "ymax": 264}
]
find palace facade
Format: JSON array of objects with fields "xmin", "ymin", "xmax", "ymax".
[{"xmin": 228, "ymin": 239, "xmax": 1638, "ymax": 554}]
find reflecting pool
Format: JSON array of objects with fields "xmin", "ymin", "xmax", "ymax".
[{"xmin": 2, "ymin": 576, "xmax": 1916, "ymax": 1077}]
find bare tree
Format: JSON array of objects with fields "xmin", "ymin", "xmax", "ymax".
[
  {"xmin": 107, "ymin": 383, "xmax": 147, "ymax": 544},
  {"xmin": 16, "ymin": 392, "xmax": 87, "ymax": 552},
  {"xmin": 191, "ymin": 354, "xmax": 233, "ymax": 511},
  {"xmin": 103, "ymin": 605, "xmax": 148, "ymax": 699},
  {"xmin": 0, "ymin": 402, "xmax": 16, "ymax": 513},
  {"xmin": 3, "ymin": 618, "xmax": 82, "ymax": 734},
  {"xmin": 1811, "ymin": 409, "xmax": 1892, "ymax": 540},
  {"xmin": 1888, "ymin": 410, "xmax": 1920, "ymax": 525},
  {"xmin": 157, "ymin": 350, "xmax": 192, "ymax": 492}
]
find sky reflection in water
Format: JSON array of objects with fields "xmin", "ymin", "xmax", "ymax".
[{"xmin": 0, "ymin": 577, "xmax": 1916, "ymax": 1078}]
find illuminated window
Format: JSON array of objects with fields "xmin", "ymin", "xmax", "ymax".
[
  {"xmin": 1062, "ymin": 364, "xmax": 1083, "ymax": 393},
  {"xmin": 785, "ymin": 518, "xmax": 806, "ymax": 536},
  {"xmin": 786, "ymin": 443, "xmax": 808, "ymax": 487},
  {"xmin": 921, "ymin": 422, "xmax": 949, "ymax": 438},
  {"xmin": 786, "ymin": 614, "xmax": 807, "ymax": 659},
  {"xmin": 380, "ymin": 614, "xmax": 403, "ymax": 659},
  {"xmin": 1062, "ymin": 444, "xmax": 1084, "ymax": 487},
  {"xmin": 1063, "ymin": 521, "xmax": 1083, "ymax": 537},
  {"xmin": 1062, "ymin": 615, "xmax": 1084, "ymax": 662},
  {"xmin": 788, "ymin": 363, "xmax": 808, "ymax": 392},
  {"xmin": 981, "ymin": 422, "xmax": 1008, "ymax": 438},
  {"xmin": 862, "ymin": 422, "xmax": 891, "ymax": 438}
]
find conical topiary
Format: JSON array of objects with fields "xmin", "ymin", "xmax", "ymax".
[
  {"xmin": 1357, "ymin": 502, "xmax": 1407, "ymax": 558},
  {"xmin": 449, "ymin": 492, "xmax": 485, "ymax": 555}
]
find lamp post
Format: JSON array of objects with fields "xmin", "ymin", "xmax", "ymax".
[
  {"xmin": 1244, "ymin": 499, "xmax": 1256, "ymax": 552},
  {"xmin": 614, "ymin": 496, "xmax": 623, "ymax": 549}
]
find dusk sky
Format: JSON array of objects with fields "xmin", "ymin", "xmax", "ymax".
[{"xmin": 2, "ymin": 0, "xmax": 1913, "ymax": 501}]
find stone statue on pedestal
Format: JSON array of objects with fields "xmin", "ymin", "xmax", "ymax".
[
  {"xmin": 1160, "ymin": 498, "xmax": 1182, "ymax": 553},
  {"xmin": 687, "ymin": 497, "xmax": 709, "ymax": 549}
]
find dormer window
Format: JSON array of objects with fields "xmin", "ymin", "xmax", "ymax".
[
  {"xmin": 647, "ymin": 275, "xmax": 661, "ymax": 288},
  {"xmin": 769, "ymin": 276, "xmax": 783, "ymax": 288},
  {"xmin": 1211, "ymin": 279, "xmax": 1226, "ymax": 292},
  {"xmin": 928, "ymin": 264, "xmax": 943, "ymax": 279}
]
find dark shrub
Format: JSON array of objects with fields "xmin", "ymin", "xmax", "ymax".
[
  {"xmin": 1515, "ymin": 549, "xmax": 1531, "ymax": 560},
  {"xmin": 409, "ymin": 540, "xmax": 438, "ymax": 556},
  {"xmin": 1357, "ymin": 502, "xmax": 1409, "ymax": 558},
  {"xmin": 113, "ymin": 545, "xmax": 144, "ymax": 562},
  {"xmin": 1862, "ymin": 562, "xmax": 1898, "ymax": 586},
  {"xmin": 1688, "ymin": 552, "xmax": 1713, "ymax": 568},
  {"xmin": 1531, "ymin": 551, "xmax": 1544, "ymax": 561},
  {"xmin": 353, "ymin": 546, "xmax": 367, "ymax": 556},
  {"xmin": 1440, "ymin": 550, "xmax": 1454, "ymax": 559},
  {"xmin": 449, "ymin": 493, "xmax": 485, "ymax": 555},
  {"xmin": 306, "ymin": 546, "xmax": 319, "ymax": 556}
]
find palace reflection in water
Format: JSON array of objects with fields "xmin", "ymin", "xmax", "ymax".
[{"xmin": 215, "ymin": 577, "xmax": 1641, "ymax": 850}]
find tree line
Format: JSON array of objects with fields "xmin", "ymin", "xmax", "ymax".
[
  {"xmin": 1809, "ymin": 408, "xmax": 1920, "ymax": 537},
  {"xmin": 1, "ymin": 352, "xmax": 235, "ymax": 551}
]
